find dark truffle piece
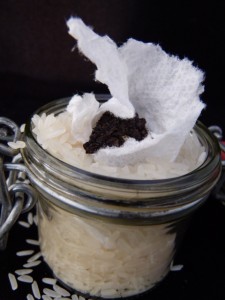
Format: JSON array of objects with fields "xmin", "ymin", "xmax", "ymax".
[{"xmin": 83, "ymin": 111, "xmax": 148, "ymax": 154}]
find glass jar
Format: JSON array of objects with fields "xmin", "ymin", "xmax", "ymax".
[{"xmin": 21, "ymin": 98, "xmax": 222, "ymax": 299}]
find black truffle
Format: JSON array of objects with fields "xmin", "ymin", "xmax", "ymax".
[{"xmin": 83, "ymin": 111, "xmax": 148, "ymax": 154}]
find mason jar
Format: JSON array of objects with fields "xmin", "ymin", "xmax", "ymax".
[{"xmin": 20, "ymin": 97, "xmax": 222, "ymax": 299}]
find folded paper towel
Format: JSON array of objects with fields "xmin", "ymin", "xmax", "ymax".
[{"xmin": 67, "ymin": 17, "xmax": 205, "ymax": 167}]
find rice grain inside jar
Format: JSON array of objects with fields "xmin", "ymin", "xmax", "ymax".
[{"xmin": 21, "ymin": 98, "xmax": 222, "ymax": 299}]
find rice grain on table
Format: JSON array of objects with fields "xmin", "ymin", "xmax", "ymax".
[
  {"xmin": 26, "ymin": 239, "xmax": 40, "ymax": 246},
  {"xmin": 17, "ymin": 275, "xmax": 33, "ymax": 283},
  {"xmin": 17, "ymin": 250, "xmax": 34, "ymax": 256},
  {"xmin": 71, "ymin": 295, "xmax": 79, "ymax": 300},
  {"xmin": 23, "ymin": 260, "xmax": 41, "ymax": 268},
  {"xmin": 8, "ymin": 273, "xmax": 18, "ymax": 290},
  {"xmin": 15, "ymin": 269, "xmax": 33, "ymax": 275},
  {"xmin": 28, "ymin": 212, "xmax": 34, "ymax": 225},
  {"xmin": 170, "ymin": 263, "xmax": 184, "ymax": 271},
  {"xmin": 42, "ymin": 277, "xmax": 57, "ymax": 285},
  {"xmin": 32, "ymin": 280, "xmax": 41, "ymax": 299},
  {"xmin": 42, "ymin": 295, "xmax": 52, "ymax": 300},
  {"xmin": 27, "ymin": 294, "xmax": 35, "ymax": 300},
  {"xmin": 27, "ymin": 252, "xmax": 42, "ymax": 263},
  {"xmin": 18, "ymin": 221, "xmax": 30, "ymax": 228},
  {"xmin": 43, "ymin": 288, "xmax": 61, "ymax": 298},
  {"xmin": 53, "ymin": 284, "xmax": 70, "ymax": 297}
]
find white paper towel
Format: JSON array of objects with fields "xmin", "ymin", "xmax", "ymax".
[{"xmin": 67, "ymin": 17, "xmax": 205, "ymax": 167}]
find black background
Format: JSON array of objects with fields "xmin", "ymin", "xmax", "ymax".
[{"xmin": 0, "ymin": 1, "xmax": 225, "ymax": 299}]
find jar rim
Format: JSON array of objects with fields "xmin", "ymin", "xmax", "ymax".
[
  {"xmin": 20, "ymin": 96, "xmax": 222, "ymax": 223},
  {"xmin": 23, "ymin": 96, "xmax": 221, "ymax": 187}
]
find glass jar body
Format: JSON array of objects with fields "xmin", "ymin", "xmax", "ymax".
[
  {"xmin": 21, "ymin": 98, "xmax": 222, "ymax": 299},
  {"xmin": 38, "ymin": 194, "xmax": 184, "ymax": 299}
]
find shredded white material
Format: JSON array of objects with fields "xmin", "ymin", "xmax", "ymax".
[
  {"xmin": 39, "ymin": 205, "xmax": 176, "ymax": 298},
  {"xmin": 8, "ymin": 140, "xmax": 26, "ymax": 149},
  {"xmin": 66, "ymin": 18, "xmax": 205, "ymax": 167}
]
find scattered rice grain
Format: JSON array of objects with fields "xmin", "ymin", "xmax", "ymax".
[
  {"xmin": 32, "ymin": 280, "xmax": 41, "ymax": 299},
  {"xmin": 27, "ymin": 294, "xmax": 35, "ymax": 300},
  {"xmin": 18, "ymin": 221, "xmax": 30, "ymax": 228},
  {"xmin": 16, "ymin": 250, "xmax": 34, "ymax": 256},
  {"xmin": 15, "ymin": 268, "xmax": 33, "ymax": 275},
  {"xmin": 43, "ymin": 288, "xmax": 60, "ymax": 298},
  {"xmin": 27, "ymin": 252, "xmax": 42, "ymax": 263},
  {"xmin": 42, "ymin": 277, "xmax": 57, "ymax": 285},
  {"xmin": 8, "ymin": 273, "xmax": 18, "ymax": 290},
  {"xmin": 71, "ymin": 295, "xmax": 79, "ymax": 300},
  {"xmin": 17, "ymin": 275, "xmax": 33, "ymax": 283},
  {"xmin": 28, "ymin": 212, "xmax": 34, "ymax": 225},
  {"xmin": 170, "ymin": 263, "xmax": 184, "ymax": 271},
  {"xmin": 53, "ymin": 284, "xmax": 70, "ymax": 297},
  {"xmin": 42, "ymin": 296, "xmax": 52, "ymax": 300},
  {"xmin": 26, "ymin": 239, "xmax": 40, "ymax": 246},
  {"xmin": 23, "ymin": 260, "xmax": 42, "ymax": 268}
]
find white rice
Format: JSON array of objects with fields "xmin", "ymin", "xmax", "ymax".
[
  {"xmin": 15, "ymin": 269, "xmax": 33, "ymax": 275},
  {"xmin": 28, "ymin": 212, "xmax": 34, "ymax": 225},
  {"xmin": 53, "ymin": 284, "xmax": 70, "ymax": 297},
  {"xmin": 42, "ymin": 277, "xmax": 57, "ymax": 285},
  {"xmin": 18, "ymin": 221, "xmax": 31, "ymax": 228},
  {"xmin": 17, "ymin": 275, "xmax": 34, "ymax": 283},
  {"xmin": 43, "ymin": 288, "xmax": 61, "ymax": 298},
  {"xmin": 23, "ymin": 260, "xmax": 42, "ymax": 268},
  {"xmin": 27, "ymin": 252, "xmax": 42, "ymax": 263},
  {"xmin": 26, "ymin": 294, "xmax": 34, "ymax": 300},
  {"xmin": 8, "ymin": 273, "xmax": 18, "ymax": 290},
  {"xmin": 16, "ymin": 250, "xmax": 34, "ymax": 256},
  {"xmin": 71, "ymin": 295, "xmax": 79, "ymax": 300},
  {"xmin": 39, "ymin": 205, "xmax": 176, "ymax": 298},
  {"xmin": 170, "ymin": 263, "xmax": 184, "ymax": 271},
  {"xmin": 42, "ymin": 295, "xmax": 52, "ymax": 300},
  {"xmin": 32, "ymin": 280, "xmax": 41, "ymax": 299},
  {"xmin": 9, "ymin": 212, "xmax": 84, "ymax": 300},
  {"xmin": 26, "ymin": 239, "xmax": 40, "ymax": 246}
]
